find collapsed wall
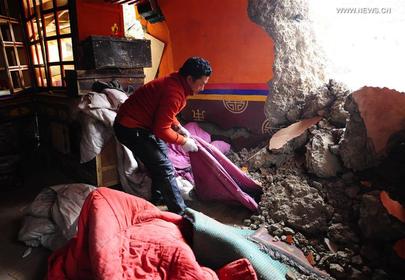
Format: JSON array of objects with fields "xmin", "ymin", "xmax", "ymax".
[
  {"xmin": 247, "ymin": 0, "xmax": 332, "ymax": 127},
  {"xmin": 245, "ymin": 0, "xmax": 405, "ymax": 279}
]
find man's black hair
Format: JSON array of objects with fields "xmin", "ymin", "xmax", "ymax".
[{"xmin": 179, "ymin": 57, "xmax": 212, "ymax": 80}]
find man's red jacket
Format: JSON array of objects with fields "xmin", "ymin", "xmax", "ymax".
[{"xmin": 116, "ymin": 72, "xmax": 192, "ymax": 145}]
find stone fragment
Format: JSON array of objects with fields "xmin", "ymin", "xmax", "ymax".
[
  {"xmin": 328, "ymin": 223, "xmax": 360, "ymax": 245},
  {"xmin": 329, "ymin": 263, "xmax": 346, "ymax": 279},
  {"xmin": 358, "ymin": 191, "xmax": 405, "ymax": 240},
  {"xmin": 306, "ymin": 129, "xmax": 342, "ymax": 178}
]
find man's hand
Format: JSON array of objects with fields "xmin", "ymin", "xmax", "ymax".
[
  {"xmin": 177, "ymin": 125, "xmax": 191, "ymax": 137},
  {"xmin": 182, "ymin": 138, "xmax": 198, "ymax": 152}
]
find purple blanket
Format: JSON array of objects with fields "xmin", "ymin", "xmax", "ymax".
[
  {"xmin": 168, "ymin": 123, "xmax": 261, "ymax": 212},
  {"xmin": 168, "ymin": 123, "xmax": 231, "ymax": 184},
  {"xmin": 190, "ymin": 136, "xmax": 261, "ymax": 212}
]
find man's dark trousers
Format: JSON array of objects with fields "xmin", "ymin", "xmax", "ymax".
[{"xmin": 114, "ymin": 122, "xmax": 186, "ymax": 215}]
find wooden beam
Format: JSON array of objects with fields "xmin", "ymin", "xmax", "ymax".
[{"xmin": 106, "ymin": 0, "xmax": 141, "ymax": 5}]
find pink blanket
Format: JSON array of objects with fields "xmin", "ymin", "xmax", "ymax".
[
  {"xmin": 167, "ymin": 123, "xmax": 261, "ymax": 211},
  {"xmin": 190, "ymin": 136, "xmax": 261, "ymax": 212},
  {"xmin": 168, "ymin": 122, "xmax": 230, "ymax": 184}
]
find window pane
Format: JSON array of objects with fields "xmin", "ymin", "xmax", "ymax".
[
  {"xmin": 58, "ymin": 10, "xmax": 71, "ymax": 35},
  {"xmin": 44, "ymin": 13, "xmax": 57, "ymax": 37},
  {"xmin": 6, "ymin": 47, "xmax": 17, "ymax": 66},
  {"xmin": 0, "ymin": 71, "xmax": 9, "ymax": 91},
  {"xmin": 47, "ymin": 39, "xmax": 59, "ymax": 62},
  {"xmin": 0, "ymin": 52, "xmax": 5, "ymax": 67},
  {"xmin": 31, "ymin": 44, "xmax": 44, "ymax": 64},
  {"xmin": 56, "ymin": 0, "xmax": 68, "ymax": 7},
  {"xmin": 42, "ymin": 0, "xmax": 54, "ymax": 10},
  {"xmin": 0, "ymin": 88, "xmax": 11, "ymax": 95},
  {"xmin": 22, "ymin": 70, "xmax": 31, "ymax": 87},
  {"xmin": 1, "ymin": 25, "xmax": 12, "ymax": 41},
  {"xmin": 17, "ymin": 47, "xmax": 28, "ymax": 65},
  {"xmin": 63, "ymin": 64, "xmax": 74, "ymax": 74},
  {"xmin": 11, "ymin": 71, "xmax": 22, "ymax": 89},
  {"xmin": 50, "ymin": 65, "xmax": 62, "ymax": 86},
  {"xmin": 36, "ymin": 44, "xmax": 44, "ymax": 64},
  {"xmin": 62, "ymin": 64, "xmax": 74, "ymax": 86},
  {"xmin": 61, "ymin": 37, "xmax": 73, "ymax": 61},
  {"xmin": 30, "ymin": 45, "xmax": 38, "ymax": 64},
  {"xmin": 13, "ymin": 24, "xmax": 24, "ymax": 42},
  {"xmin": 35, "ymin": 67, "xmax": 47, "ymax": 87}
]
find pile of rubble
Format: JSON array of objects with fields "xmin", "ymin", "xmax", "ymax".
[
  {"xmin": 241, "ymin": 0, "xmax": 405, "ymax": 278},
  {"xmin": 226, "ymin": 86, "xmax": 405, "ymax": 279}
]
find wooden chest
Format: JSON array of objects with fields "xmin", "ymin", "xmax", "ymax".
[
  {"xmin": 81, "ymin": 36, "xmax": 151, "ymax": 70},
  {"xmin": 66, "ymin": 68, "xmax": 145, "ymax": 96}
]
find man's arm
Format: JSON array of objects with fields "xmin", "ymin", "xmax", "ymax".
[
  {"xmin": 172, "ymin": 116, "xmax": 181, "ymax": 127},
  {"xmin": 152, "ymin": 87, "xmax": 186, "ymax": 145},
  {"xmin": 172, "ymin": 123, "xmax": 191, "ymax": 138}
]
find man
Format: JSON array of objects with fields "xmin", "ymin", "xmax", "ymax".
[{"xmin": 114, "ymin": 57, "xmax": 212, "ymax": 215}]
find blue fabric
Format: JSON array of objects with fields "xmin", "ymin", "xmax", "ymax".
[
  {"xmin": 202, "ymin": 89, "xmax": 268, "ymax": 95},
  {"xmin": 185, "ymin": 208, "xmax": 288, "ymax": 280}
]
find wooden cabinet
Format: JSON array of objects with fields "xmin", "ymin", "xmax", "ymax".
[
  {"xmin": 95, "ymin": 137, "xmax": 119, "ymax": 187},
  {"xmin": 66, "ymin": 68, "xmax": 145, "ymax": 96}
]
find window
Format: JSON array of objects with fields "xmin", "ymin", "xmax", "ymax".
[
  {"xmin": 0, "ymin": 0, "xmax": 31, "ymax": 95},
  {"xmin": 309, "ymin": 0, "xmax": 405, "ymax": 91},
  {"xmin": 21, "ymin": 0, "xmax": 74, "ymax": 89}
]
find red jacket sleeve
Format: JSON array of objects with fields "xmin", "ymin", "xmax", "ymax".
[
  {"xmin": 172, "ymin": 116, "xmax": 180, "ymax": 127},
  {"xmin": 152, "ymin": 83, "xmax": 186, "ymax": 145}
]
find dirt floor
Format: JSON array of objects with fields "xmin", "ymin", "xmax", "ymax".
[{"xmin": 0, "ymin": 153, "xmax": 73, "ymax": 280}]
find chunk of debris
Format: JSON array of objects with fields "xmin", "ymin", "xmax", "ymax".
[
  {"xmin": 327, "ymin": 79, "xmax": 351, "ymax": 128},
  {"xmin": 305, "ymin": 128, "xmax": 342, "ymax": 178},
  {"xmin": 261, "ymin": 174, "xmax": 331, "ymax": 234},
  {"xmin": 340, "ymin": 87, "xmax": 405, "ymax": 171},
  {"xmin": 358, "ymin": 191, "xmax": 405, "ymax": 240},
  {"xmin": 327, "ymin": 223, "xmax": 360, "ymax": 245}
]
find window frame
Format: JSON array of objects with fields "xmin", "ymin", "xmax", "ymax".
[
  {"xmin": 21, "ymin": 0, "xmax": 75, "ymax": 92},
  {"xmin": 0, "ymin": 1, "xmax": 32, "ymax": 96}
]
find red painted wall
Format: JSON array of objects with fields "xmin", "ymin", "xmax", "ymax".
[
  {"xmin": 76, "ymin": 0, "xmax": 273, "ymax": 83},
  {"xmin": 76, "ymin": 0, "xmax": 124, "ymax": 41},
  {"xmin": 157, "ymin": 0, "xmax": 274, "ymax": 83}
]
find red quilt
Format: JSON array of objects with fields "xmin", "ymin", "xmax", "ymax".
[{"xmin": 47, "ymin": 187, "xmax": 218, "ymax": 280}]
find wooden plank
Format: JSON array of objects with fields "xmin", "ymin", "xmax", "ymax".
[
  {"xmin": 66, "ymin": 69, "xmax": 145, "ymax": 96},
  {"xmin": 96, "ymin": 137, "xmax": 119, "ymax": 187}
]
